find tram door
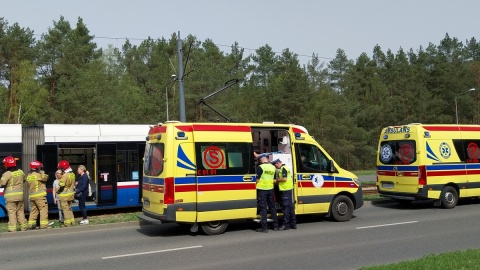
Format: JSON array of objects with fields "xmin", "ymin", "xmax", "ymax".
[
  {"xmin": 37, "ymin": 144, "xmax": 59, "ymax": 207},
  {"xmin": 96, "ymin": 143, "xmax": 117, "ymax": 205}
]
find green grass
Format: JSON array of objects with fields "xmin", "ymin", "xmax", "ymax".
[
  {"xmin": 352, "ymin": 170, "xmax": 376, "ymax": 175},
  {"xmin": 363, "ymin": 194, "xmax": 384, "ymax": 201},
  {"xmin": 360, "ymin": 249, "xmax": 480, "ymax": 270},
  {"xmin": 0, "ymin": 208, "xmax": 142, "ymax": 233},
  {"xmin": 361, "ymin": 180, "xmax": 377, "ymax": 185}
]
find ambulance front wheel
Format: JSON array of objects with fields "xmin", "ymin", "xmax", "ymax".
[
  {"xmin": 201, "ymin": 220, "xmax": 228, "ymax": 235},
  {"xmin": 330, "ymin": 195, "xmax": 354, "ymax": 222},
  {"xmin": 440, "ymin": 186, "xmax": 458, "ymax": 209}
]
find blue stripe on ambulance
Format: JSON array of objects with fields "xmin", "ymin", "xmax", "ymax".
[
  {"xmin": 377, "ymin": 165, "xmax": 419, "ymax": 171},
  {"xmin": 177, "ymin": 145, "xmax": 196, "ymax": 171},
  {"xmin": 426, "ymin": 142, "xmax": 440, "ymax": 162}
]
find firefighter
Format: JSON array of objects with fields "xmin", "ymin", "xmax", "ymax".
[
  {"xmin": 0, "ymin": 156, "xmax": 28, "ymax": 232},
  {"xmin": 27, "ymin": 161, "xmax": 50, "ymax": 229},
  {"xmin": 55, "ymin": 160, "xmax": 76, "ymax": 227}
]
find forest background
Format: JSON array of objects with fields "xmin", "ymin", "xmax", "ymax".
[{"xmin": 1, "ymin": 16, "xmax": 479, "ymax": 170}]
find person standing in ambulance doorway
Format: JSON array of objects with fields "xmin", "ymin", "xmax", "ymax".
[
  {"xmin": 255, "ymin": 154, "xmax": 279, "ymax": 233},
  {"xmin": 0, "ymin": 156, "xmax": 28, "ymax": 232},
  {"xmin": 55, "ymin": 160, "xmax": 76, "ymax": 227},
  {"xmin": 273, "ymin": 159, "xmax": 297, "ymax": 230},
  {"xmin": 27, "ymin": 161, "xmax": 51, "ymax": 229}
]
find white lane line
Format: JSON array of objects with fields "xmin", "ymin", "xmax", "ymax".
[
  {"xmin": 102, "ymin": 245, "xmax": 203, "ymax": 259},
  {"xmin": 356, "ymin": 220, "xmax": 418, "ymax": 230}
]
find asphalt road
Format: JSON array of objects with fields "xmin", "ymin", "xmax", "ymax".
[{"xmin": 2, "ymin": 199, "xmax": 480, "ymax": 270}]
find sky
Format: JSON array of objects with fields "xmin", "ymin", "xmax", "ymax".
[{"xmin": 1, "ymin": 0, "xmax": 480, "ymax": 65}]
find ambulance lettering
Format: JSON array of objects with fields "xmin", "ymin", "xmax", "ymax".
[{"xmin": 384, "ymin": 126, "xmax": 410, "ymax": 134}]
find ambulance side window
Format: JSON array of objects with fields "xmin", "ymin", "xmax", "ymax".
[
  {"xmin": 295, "ymin": 144, "xmax": 328, "ymax": 173},
  {"xmin": 456, "ymin": 140, "xmax": 480, "ymax": 163},
  {"xmin": 195, "ymin": 142, "xmax": 253, "ymax": 175}
]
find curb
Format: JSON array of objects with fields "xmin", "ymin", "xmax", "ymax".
[{"xmin": 0, "ymin": 220, "xmax": 147, "ymax": 239}]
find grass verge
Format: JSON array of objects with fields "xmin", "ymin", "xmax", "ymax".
[
  {"xmin": 0, "ymin": 208, "xmax": 142, "ymax": 233},
  {"xmin": 352, "ymin": 170, "xmax": 376, "ymax": 175},
  {"xmin": 359, "ymin": 249, "xmax": 480, "ymax": 270}
]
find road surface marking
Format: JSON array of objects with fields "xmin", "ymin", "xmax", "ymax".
[
  {"xmin": 102, "ymin": 245, "xmax": 203, "ymax": 259},
  {"xmin": 356, "ymin": 220, "xmax": 418, "ymax": 230}
]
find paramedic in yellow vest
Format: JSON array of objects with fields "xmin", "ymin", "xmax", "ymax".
[
  {"xmin": 255, "ymin": 154, "xmax": 278, "ymax": 233},
  {"xmin": 273, "ymin": 159, "xmax": 297, "ymax": 230},
  {"xmin": 55, "ymin": 160, "xmax": 76, "ymax": 226},
  {"xmin": 0, "ymin": 156, "xmax": 28, "ymax": 232},
  {"xmin": 27, "ymin": 161, "xmax": 50, "ymax": 229}
]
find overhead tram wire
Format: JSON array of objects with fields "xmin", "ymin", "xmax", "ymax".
[{"xmin": 33, "ymin": 34, "xmax": 334, "ymax": 62}]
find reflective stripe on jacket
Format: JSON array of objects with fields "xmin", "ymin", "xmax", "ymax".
[
  {"xmin": 57, "ymin": 172, "xmax": 75, "ymax": 201},
  {"xmin": 27, "ymin": 171, "xmax": 48, "ymax": 199},
  {"xmin": 1, "ymin": 169, "xmax": 25, "ymax": 202}
]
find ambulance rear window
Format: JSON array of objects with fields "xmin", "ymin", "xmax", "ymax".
[
  {"xmin": 144, "ymin": 143, "xmax": 164, "ymax": 176},
  {"xmin": 379, "ymin": 140, "xmax": 416, "ymax": 165}
]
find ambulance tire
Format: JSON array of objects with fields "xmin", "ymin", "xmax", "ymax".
[
  {"xmin": 330, "ymin": 195, "xmax": 354, "ymax": 222},
  {"xmin": 440, "ymin": 186, "xmax": 458, "ymax": 209},
  {"xmin": 201, "ymin": 221, "xmax": 228, "ymax": 235}
]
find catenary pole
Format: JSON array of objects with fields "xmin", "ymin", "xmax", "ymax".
[{"xmin": 177, "ymin": 31, "xmax": 186, "ymax": 122}]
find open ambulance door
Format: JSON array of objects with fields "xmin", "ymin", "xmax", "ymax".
[{"xmin": 96, "ymin": 143, "xmax": 117, "ymax": 205}]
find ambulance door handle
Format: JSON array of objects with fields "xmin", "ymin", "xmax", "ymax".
[
  {"xmin": 243, "ymin": 177, "xmax": 253, "ymax": 181},
  {"xmin": 301, "ymin": 175, "xmax": 310, "ymax": 180}
]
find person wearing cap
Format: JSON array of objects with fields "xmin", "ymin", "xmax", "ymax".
[
  {"xmin": 273, "ymin": 159, "xmax": 297, "ymax": 230},
  {"xmin": 255, "ymin": 155, "xmax": 279, "ymax": 233},
  {"xmin": 27, "ymin": 160, "xmax": 50, "ymax": 229},
  {"xmin": 0, "ymin": 156, "xmax": 28, "ymax": 232}
]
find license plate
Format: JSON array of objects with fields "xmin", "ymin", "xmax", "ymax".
[{"xmin": 382, "ymin": 182, "xmax": 394, "ymax": 189}]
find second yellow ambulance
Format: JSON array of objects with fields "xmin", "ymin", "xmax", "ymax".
[{"xmin": 377, "ymin": 124, "xmax": 480, "ymax": 208}]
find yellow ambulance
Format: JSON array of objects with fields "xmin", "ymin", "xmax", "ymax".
[
  {"xmin": 377, "ymin": 124, "xmax": 480, "ymax": 208},
  {"xmin": 139, "ymin": 121, "xmax": 363, "ymax": 235}
]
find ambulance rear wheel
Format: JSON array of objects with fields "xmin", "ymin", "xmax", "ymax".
[
  {"xmin": 440, "ymin": 186, "xmax": 458, "ymax": 209},
  {"xmin": 201, "ymin": 221, "xmax": 228, "ymax": 235},
  {"xmin": 330, "ymin": 195, "xmax": 354, "ymax": 222}
]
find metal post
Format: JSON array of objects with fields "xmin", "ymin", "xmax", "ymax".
[
  {"xmin": 165, "ymin": 84, "xmax": 169, "ymax": 121},
  {"xmin": 455, "ymin": 88, "xmax": 476, "ymax": 124},
  {"xmin": 177, "ymin": 31, "xmax": 186, "ymax": 122}
]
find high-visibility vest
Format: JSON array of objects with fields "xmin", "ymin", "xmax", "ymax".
[
  {"xmin": 1, "ymin": 169, "xmax": 25, "ymax": 202},
  {"xmin": 256, "ymin": 163, "xmax": 276, "ymax": 190},
  {"xmin": 27, "ymin": 171, "xmax": 48, "ymax": 199},
  {"xmin": 278, "ymin": 165, "xmax": 293, "ymax": 191}
]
